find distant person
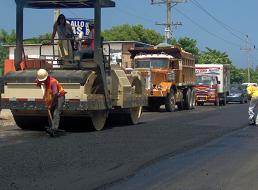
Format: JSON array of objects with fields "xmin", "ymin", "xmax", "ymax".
[
  {"xmin": 36, "ymin": 69, "xmax": 66, "ymax": 137},
  {"xmin": 51, "ymin": 14, "xmax": 74, "ymax": 59},
  {"xmin": 247, "ymin": 83, "xmax": 258, "ymax": 125}
]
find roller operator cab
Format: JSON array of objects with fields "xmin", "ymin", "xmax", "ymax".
[
  {"xmin": 130, "ymin": 45, "xmax": 196, "ymax": 112},
  {"xmin": 1, "ymin": 0, "xmax": 147, "ymax": 131}
]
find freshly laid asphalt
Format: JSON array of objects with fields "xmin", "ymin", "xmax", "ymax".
[
  {"xmin": 108, "ymin": 122, "xmax": 258, "ymax": 190},
  {"xmin": 0, "ymin": 103, "xmax": 250, "ymax": 190}
]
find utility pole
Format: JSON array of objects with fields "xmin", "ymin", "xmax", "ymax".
[
  {"xmin": 151, "ymin": 0, "xmax": 185, "ymax": 43},
  {"xmin": 241, "ymin": 35, "xmax": 252, "ymax": 83},
  {"xmin": 54, "ymin": 9, "xmax": 60, "ymax": 23},
  {"xmin": 53, "ymin": 9, "xmax": 60, "ymax": 57}
]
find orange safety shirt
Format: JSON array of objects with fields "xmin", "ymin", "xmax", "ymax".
[{"xmin": 42, "ymin": 76, "xmax": 65, "ymax": 108}]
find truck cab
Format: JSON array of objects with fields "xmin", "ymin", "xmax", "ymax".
[
  {"xmin": 194, "ymin": 64, "xmax": 230, "ymax": 106},
  {"xmin": 195, "ymin": 74, "xmax": 220, "ymax": 106},
  {"xmin": 134, "ymin": 54, "xmax": 175, "ymax": 97}
]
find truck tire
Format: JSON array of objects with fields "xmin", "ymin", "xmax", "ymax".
[
  {"xmin": 149, "ymin": 105, "xmax": 160, "ymax": 112},
  {"xmin": 223, "ymin": 96, "xmax": 227, "ymax": 106},
  {"xmin": 184, "ymin": 89, "xmax": 191, "ymax": 110},
  {"xmin": 240, "ymin": 97, "xmax": 244, "ymax": 104},
  {"xmin": 177, "ymin": 100, "xmax": 184, "ymax": 110},
  {"xmin": 190, "ymin": 89, "xmax": 196, "ymax": 109},
  {"xmin": 165, "ymin": 89, "xmax": 176, "ymax": 112},
  {"xmin": 214, "ymin": 97, "xmax": 219, "ymax": 106}
]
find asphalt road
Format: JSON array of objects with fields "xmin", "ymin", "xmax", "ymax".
[
  {"xmin": 108, "ymin": 120, "xmax": 258, "ymax": 190},
  {"xmin": 0, "ymin": 103, "xmax": 251, "ymax": 190}
]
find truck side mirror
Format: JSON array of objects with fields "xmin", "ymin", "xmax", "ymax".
[{"xmin": 217, "ymin": 81, "xmax": 221, "ymax": 84}]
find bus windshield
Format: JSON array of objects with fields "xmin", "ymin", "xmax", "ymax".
[{"xmin": 134, "ymin": 59, "xmax": 169, "ymax": 69}]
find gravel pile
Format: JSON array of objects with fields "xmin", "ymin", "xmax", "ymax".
[{"xmin": 0, "ymin": 109, "xmax": 16, "ymax": 127}]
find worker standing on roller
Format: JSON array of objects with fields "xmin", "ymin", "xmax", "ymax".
[{"xmin": 36, "ymin": 69, "xmax": 66, "ymax": 137}]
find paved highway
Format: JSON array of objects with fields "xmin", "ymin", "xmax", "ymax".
[{"xmin": 0, "ymin": 104, "xmax": 253, "ymax": 190}]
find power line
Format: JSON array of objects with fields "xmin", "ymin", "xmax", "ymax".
[
  {"xmin": 116, "ymin": 7, "xmax": 156, "ymax": 25},
  {"xmin": 151, "ymin": 0, "xmax": 185, "ymax": 43},
  {"xmin": 190, "ymin": 0, "xmax": 246, "ymax": 43},
  {"xmin": 174, "ymin": 7, "xmax": 242, "ymax": 48}
]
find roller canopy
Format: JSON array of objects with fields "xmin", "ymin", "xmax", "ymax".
[{"xmin": 15, "ymin": 0, "xmax": 115, "ymax": 9}]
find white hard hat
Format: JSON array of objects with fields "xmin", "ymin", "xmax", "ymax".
[{"xmin": 37, "ymin": 69, "xmax": 48, "ymax": 81}]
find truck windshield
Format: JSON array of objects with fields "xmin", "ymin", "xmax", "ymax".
[
  {"xmin": 135, "ymin": 59, "xmax": 168, "ymax": 69},
  {"xmin": 196, "ymin": 76, "xmax": 215, "ymax": 85}
]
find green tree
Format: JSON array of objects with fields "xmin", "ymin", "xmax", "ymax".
[
  {"xmin": 230, "ymin": 65, "xmax": 245, "ymax": 83},
  {"xmin": 0, "ymin": 29, "xmax": 16, "ymax": 73},
  {"xmin": 102, "ymin": 24, "xmax": 163, "ymax": 45},
  {"xmin": 198, "ymin": 47, "xmax": 247, "ymax": 83},
  {"xmin": 170, "ymin": 37, "xmax": 199, "ymax": 56},
  {"xmin": 0, "ymin": 29, "xmax": 16, "ymax": 45},
  {"xmin": 0, "ymin": 29, "xmax": 51, "ymax": 74},
  {"xmin": 177, "ymin": 37, "xmax": 199, "ymax": 56},
  {"xmin": 25, "ymin": 33, "xmax": 51, "ymax": 44},
  {"xmin": 198, "ymin": 47, "xmax": 232, "ymax": 65}
]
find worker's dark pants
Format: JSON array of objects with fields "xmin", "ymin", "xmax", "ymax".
[{"xmin": 50, "ymin": 96, "xmax": 65, "ymax": 130}]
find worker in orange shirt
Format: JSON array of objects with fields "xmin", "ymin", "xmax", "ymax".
[
  {"xmin": 36, "ymin": 69, "xmax": 66, "ymax": 137},
  {"xmin": 247, "ymin": 83, "xmax": 258, "ymax": 126}
]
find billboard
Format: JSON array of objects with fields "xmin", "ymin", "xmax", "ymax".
[{"xmin": 66, "ymin": 18, "xmax": 94, "ymax": 38}]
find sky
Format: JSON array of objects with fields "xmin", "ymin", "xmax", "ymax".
[{"xmin": 0, "ymin": 0, "xmax": 258, "ymax": 69}]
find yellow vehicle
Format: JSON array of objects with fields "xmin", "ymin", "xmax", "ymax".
[
  {"xmin": 129, "ymin": 45, "xmax": 196, "ymax": 111},
  {"xmin": 1, "ymin": 0, "xmax": 147, "ymax": 130}
]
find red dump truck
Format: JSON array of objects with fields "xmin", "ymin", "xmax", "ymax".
[{"xmin": 195, "ymin": 64, "xmax": 230, "ymax": 106}]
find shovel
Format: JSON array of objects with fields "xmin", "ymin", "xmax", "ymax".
[{"xmin": 41, "ymin": 85, "xmax": 65, "ymax": 137}]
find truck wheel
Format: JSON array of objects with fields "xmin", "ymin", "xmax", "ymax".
[
  {"xmin": 197, "ymin": 102, "xmax": 204, "ymax": 106},
  {"xmin": 223, "ymin": 96, "xmax": 227, "ymax": 106},
  {"xmin": 223, "ymin": 97, "xmax": 227, "ymax": 106},
  {"xmin": 165, "ymin": 90, "xmax": 176, "ymax": 112},
  {"xmin": 190, "ymin": 90, "xmax": 196, "ymax": 109},
  {"xmin": 184, "ymin": 89, "xmax": 191, "ymax": 110},
  {"xmin": 149, "ymin": 105, "xmax": 160, "ymax": 112},
  {"xmin": 177, "ymin": 100, "xmax": 184, "ymax": 110},
  {"xmin": 214, "ymin": 97, "xmax": 219, "ymax": 106},
  {"xmin": 90, "ymin": 110, "xmax": 108, "ymax": 131}
]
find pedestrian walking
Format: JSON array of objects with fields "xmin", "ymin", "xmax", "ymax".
[
  {"xmin": 36, "ymin": 69, "xmax": 66, "ymax": 137},
  {"xmin": 247, "ymin": 83, "xmax": 258, "ymax": 126}
]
